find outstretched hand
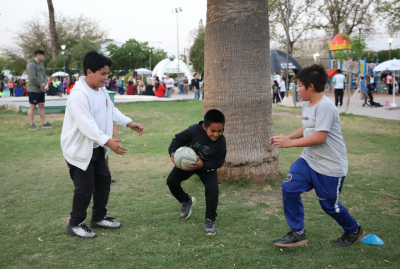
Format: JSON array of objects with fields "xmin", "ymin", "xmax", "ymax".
[
  {"xmin": 171, "ymin": 153, "xmax": 178, "ymax": 168},
  {"xmin": 269, "ymin": 134, "xmax": 293, "ymax": 148},
  {"xmin": 128, "ymin": 122, "xmax": 145, "ymax": 135},
  {"xmin": 106, "ymin": 139, "xmax": 127, "ymax": 155}
]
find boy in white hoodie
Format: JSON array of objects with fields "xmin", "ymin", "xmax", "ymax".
[{"xmin": 61, "ymin": 51, "xmax": 145, "ymax": 238}]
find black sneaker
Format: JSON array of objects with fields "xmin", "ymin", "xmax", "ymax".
[
  {"xmin": 111, "ymin": 176, "xmax": 116, "ymax": 183},
  {"xmin": 66, "ymin": 222, "xmax": 97, "ymax": 238},
  {"xmin": 42, "ymin": 122, "xmax": 55, "ymax": 128},
  {"xmin": 273, "ymin": 231, "xmax": 308, "ymax": 248},
  {"xmin": 180, "ymin": 196, "xmax": 196, "ymax": 220},
  {"xmin": 333, "ymin": 225, "xmax": 365, "ymax": 247},
  {"xmin": 204, "ymin": 218, "xmax": 216, "ymax": 235}
]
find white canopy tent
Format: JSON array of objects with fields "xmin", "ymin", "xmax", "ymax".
[
  {"xmin": 51, "ymin": 71, "xmax": 69, "ymax": 77},
  {"xmin": 152, "ymin": 58, "xmax": 193, "ymax": 81},
  {"xmin": 374, "ymin": 59, "xmax": 400, "ymax": 107}
]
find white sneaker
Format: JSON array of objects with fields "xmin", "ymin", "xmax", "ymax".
[
  {"xmin": 66, "ymin": 222, "xmax": 97, "ymax": 238},
  {"xmin": 90, "ymin": 216, "xmax": 121, "ymax": 229}
]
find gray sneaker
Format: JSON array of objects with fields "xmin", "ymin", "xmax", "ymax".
[
  {"xmin": 111, "ymin": 176, "xmax": 116, "ymax": 183},
  {"xmin": 29, "ymin": 124, "xmax": 40, "ymax": 131},
  {"xmin": 180, "ymin": 196, "xmax": 196, "ymax": 220},
  {"xmin": 42, "ymin": 122, "xmax": 54, "ymax": 128},
  {"xmin": 90, "ymin": 216, "xmax": 121, "ymax": 229},
  {"xmin": 66, "ymin": 222, "xmax": 97, "ymax": 238},
  {"xmin": 204, "ymin": 218, "xmax": 216, "ymax": 235}
]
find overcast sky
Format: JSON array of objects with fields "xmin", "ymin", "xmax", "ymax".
[
  {"xmin": 0, "ymin": 0, "xmax": 207, "ymax": 57},
  {"xmin": 0, "ymin": 0, "xmax": 398, "ymax": 59}
]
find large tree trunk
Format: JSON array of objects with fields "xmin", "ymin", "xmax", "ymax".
[
  {"xmin": 47, "ymin": 0, "xmax": 58, "ymax": 59},
  {"xmin": 204, "ymin": 0, "xmax": 279, "ymax": 183}
]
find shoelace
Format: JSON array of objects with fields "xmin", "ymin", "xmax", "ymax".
[
  {"xmin": 104, "ymin": 217, "xmax": 116, "ymax": 222},
  {"xmin": 205, "ymin": 220, "xmax": 214, "ymax": 229},
  {"xmin": 79, "ymin": 223, "xmax": 92, "ymax": 233}
]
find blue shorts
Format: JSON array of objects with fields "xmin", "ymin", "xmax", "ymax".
[{"xmin": 28, "ymin": 92, "xmax": 45, "ymax": 104}]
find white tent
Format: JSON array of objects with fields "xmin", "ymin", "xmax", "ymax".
[
  {"xmin": 135, "ymin": 68, "xmax": 152, "ymax": 75},
  {"xmin": 52, "ymin": 71, "xmax": 69, "ymax": 77},
  {"xmin": 374, "ymin": 59, "xmax": 400, "ymax": 107},
  {"xmin": 152, "ymin": 58, "xmax": 193, "ymax": 81}
]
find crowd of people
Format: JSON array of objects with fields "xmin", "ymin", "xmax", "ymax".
[{"xmin": 103, "ymin": 73, "xmax": 203, "ymax": 99}]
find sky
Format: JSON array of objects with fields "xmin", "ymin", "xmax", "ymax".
[
  {"xmin": 0, "ymin": 0, "xmax": 398, "ymax": 60},
  {"xmin": 0, "ymin": 0, "xmax": 208, "ymax": 57}
]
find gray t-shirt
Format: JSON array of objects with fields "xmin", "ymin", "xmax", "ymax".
[{"xmin": 300, "ymin": 95, "xmax": 348, "ymax": 177}]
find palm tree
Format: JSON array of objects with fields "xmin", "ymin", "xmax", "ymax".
[
  {"xmin": 47, "ymin": 0, "xmax": 59, "ymax": 59},
  {"xmin": 204, "ymin": 0, "xmax": 279, "ymax": 183}
]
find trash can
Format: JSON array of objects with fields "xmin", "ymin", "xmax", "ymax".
[{"xmin": 108, "ymin": 91, "xmax": 116, "ymax": 104}]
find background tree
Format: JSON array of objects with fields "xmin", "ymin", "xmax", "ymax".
[
  {"xmin": 377, "ymin": 0, "xmax": 400, "ymax": 35},
  {"xmin": 1, "ymin": 13, "xmax": 108, "ymax": 76},
  {"xmin": 320, "ymin": 0, "xmax": 375, "ymax": 38},
  {"xmin": 269, "ymin": 0, "xmax": 322, "ymax": 55},
  {"xmin": 333, "ymin": 34, "xmax": 367, "ymax": 114},
  {"xmin": 204, "ymin": 0, "xmax": 279, "ymax": 183},
  {"xmin": 189, "ymin": 29, "xmax": 205, "ymax": 73},
  {"xmin": 106, "ymin": 39, "xmax": 167, "ymax": 71},
  {"xmin": 47, "ymin": 0, "xmax": 59, "ymax": 59}
]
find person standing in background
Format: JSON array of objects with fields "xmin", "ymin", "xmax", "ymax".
[
  {"xmin": 192, "ymin": 73, "xmax": 200, "ymax": 100},
  {"xmin": 26, "ymin": 49, "xmax": 54, "ymax": 130},
  {"xmin": 165, "ymin": 75, "xmax": 175, "ymax": 98},
  {"xmin": 333, "ymin": 69, "xmax": 346, "ymax": 107}
]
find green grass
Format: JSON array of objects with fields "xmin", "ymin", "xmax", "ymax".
[{"xmin": 0, "ymin": 100, "xmax": 399, "ymax": 269}]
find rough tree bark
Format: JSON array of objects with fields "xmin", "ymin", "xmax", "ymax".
[
  {"xmin": 204, "ymin": 0, "xmax": 279, "ymax": 183},
  {"xmin": 47, "ymin": 0, "xmax": 58, "ymax": 59}
]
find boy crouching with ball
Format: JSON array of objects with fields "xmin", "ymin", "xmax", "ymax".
[
  {"xmin": 167, "ymin": 109, "xmax": 226, "ymax": 235},
  {"xmin": 269, "ymin": 65, "xmax": 365, "ymax": 247}
]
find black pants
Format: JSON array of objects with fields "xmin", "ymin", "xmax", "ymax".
[
  {"xmin": 387, "ymin": 84, "xmax": 393, "ymax": 95},
  {"xmin": 166, "ymin": 167, "xmax": 219, "ymax": 221},
  {"xmin": 9, "ymin": 88, "xmax": 14, "ymax": 97},
  {"xmin": 67, "ymin": 147, "xmax": 111, "ymax": 226},
  {"xmin": 280, "ymin": 91, "xmax": 285, "ymax": 100},
  {"xmin": 334, "ymin": 88, "xmax": 344, "ymax": 106},
  {"xmin": 273, "ymin": 93, "xmax": 280, "ymax": 103}
]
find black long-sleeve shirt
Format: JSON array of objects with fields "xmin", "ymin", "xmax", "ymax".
[{"xmin": 169, "ymin": 121, "xmax": 227, "ymax": 172}]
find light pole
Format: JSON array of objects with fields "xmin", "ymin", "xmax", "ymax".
[
  {"xmin": 149, "ymin": 49, "xmax": 152, "ymax": 70},
  {"xmin": 172, "ymin": 7, "xmax": 182, "ymax": 89},
  {"xmin": 358, "ymin": 20, "xmax": 363, "ymax": 35},
  {"xmin": 285, "ymin": 0, "xmax": 290, "ymax": 98},
  {"xmin": 129, "ymin": 53, "xmax": 131, "ymax": 69},
  {"xmin": 61, "ymin": 45, "xmax": 66, "ymax": 94},
  {"xmin": 388, "ymin": 37, "xmax": 393, "ymax": 60}
]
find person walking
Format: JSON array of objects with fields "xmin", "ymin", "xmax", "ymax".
[
  {"xmin": 8, "ymin": 79, "xmax": 15, "ymax": 97},
  {"xmin": 192, "ymin": 73, "xmax": 200, "ymax": 100},
  {"xmin": 178, "ymin": 74, "xmax": 185, "ymax": 95},
  {"xmin": 165, "ymin": 75, "xmax": 175, "ymax": 98},
  {"xmin": 385, "ymin": 72, "xmax": 393, "ymax": 95},
  {"xmin": 333, "ymin": 69, "xmax": 346, "ymax": 106},
  {"xmin": 26, "ymin": 49, "xmax": 54, "ymax": 130}
]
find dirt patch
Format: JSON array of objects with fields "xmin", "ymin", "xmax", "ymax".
[
  {"xmin": 272, "ymin": 112, "xmax": 302, "ymax": 119},
  {"xmin": 240, "ymin": 186, "xmax": 282, "ymax": 205},
  {"xmin": 374, "ymin": 197, "xmax": 398, "ymax": 204}
]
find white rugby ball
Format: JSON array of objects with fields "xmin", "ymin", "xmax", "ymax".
[{"xmin": 174, "ymin": 147, "xmax": 198, "ymax": 170}]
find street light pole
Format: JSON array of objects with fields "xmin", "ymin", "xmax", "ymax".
[
  {"xmin": 61, "ymin": 45, "xmax": 66, "ymax": 95},
  {"xmin": 388, "ymin": 37, "xmax": 393, "ymax": 60},
  {"xmin": 286, "ymin": 0, "xmax": 290, "ymax": 98},
  {"xmin": 129, "ymin": 53, "xmax": 131, "ymax": 69},
  {"xmin": 172, "ymin": 7, "xmax": 182, "ymax": 89},
  {"xmin": 149, "ymin": 49, "xmax": 152, "ymax": 70}
]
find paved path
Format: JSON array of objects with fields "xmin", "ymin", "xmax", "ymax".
[{"xmin": 1, "ymin": 92, "xmax": 399, "ymax": 120}]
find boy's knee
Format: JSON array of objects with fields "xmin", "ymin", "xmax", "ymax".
[
  {"xmin": 205, "ymin": 185, "xmax": 219, "ymax": 197},
  {"xmin": 319, "ymin": 200, "xmax": 340, "ymax": 214},
  {"xmin": 166, "ymin": 176, "xmax": 178, "ymax": 187}
]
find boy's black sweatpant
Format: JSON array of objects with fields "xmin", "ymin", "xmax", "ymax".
[
  {"xmin": 67, "ymin": 147, "xmax": 112, "ymax": 226},
  {"xmin": 167, "ymin": 167, "xmax": 219, "ymax": 221}
]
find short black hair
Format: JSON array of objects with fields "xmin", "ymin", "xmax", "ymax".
[
  {"xmin": 204, "ymin": 109, "xmax": 225, "ymax": 127},
  {"xmin": 34, "ymin": 49, "xmax": 45, "ymax": 56},
  {"xmin": 336, "ymin": 69, "xmax": 342, "ymax": 74},
  {"xmin": 83, "ymin": 51, "xmax": 113, "ymax": 76},
  {"xmin": 295, "ymin": 64, "xmax": 327, "ymax": 92}
]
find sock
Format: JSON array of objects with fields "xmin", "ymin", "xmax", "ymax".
[{"xmin": 296, "ymin": 229, "xmax": 304, "ymax": 235}]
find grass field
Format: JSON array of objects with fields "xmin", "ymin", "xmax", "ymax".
[{"xmin": 0, "ymin": 100, "xmax": 399, "ymax": 269}]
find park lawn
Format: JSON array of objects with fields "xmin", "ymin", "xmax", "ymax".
[{"xmin": 0, "ymin": 100, "xmax": 399, "ymax": 269}]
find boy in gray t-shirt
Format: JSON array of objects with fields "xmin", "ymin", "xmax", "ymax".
[{"xmin": 269, "ymin": 64, "xmax": 365, "ymax": 248}]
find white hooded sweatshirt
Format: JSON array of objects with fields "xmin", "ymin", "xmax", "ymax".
[{"xmin": 60, "ymin": 77, "xmax": 132, "ymax": 171}]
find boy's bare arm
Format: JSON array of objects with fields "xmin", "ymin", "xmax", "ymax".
[
  {"xmin": 271, "ymin": 131, "xmax": 328, "ymax": 148},
  {"xmin": 287, "ymin": 127, "xmax": 304, "ymax": 139}
]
